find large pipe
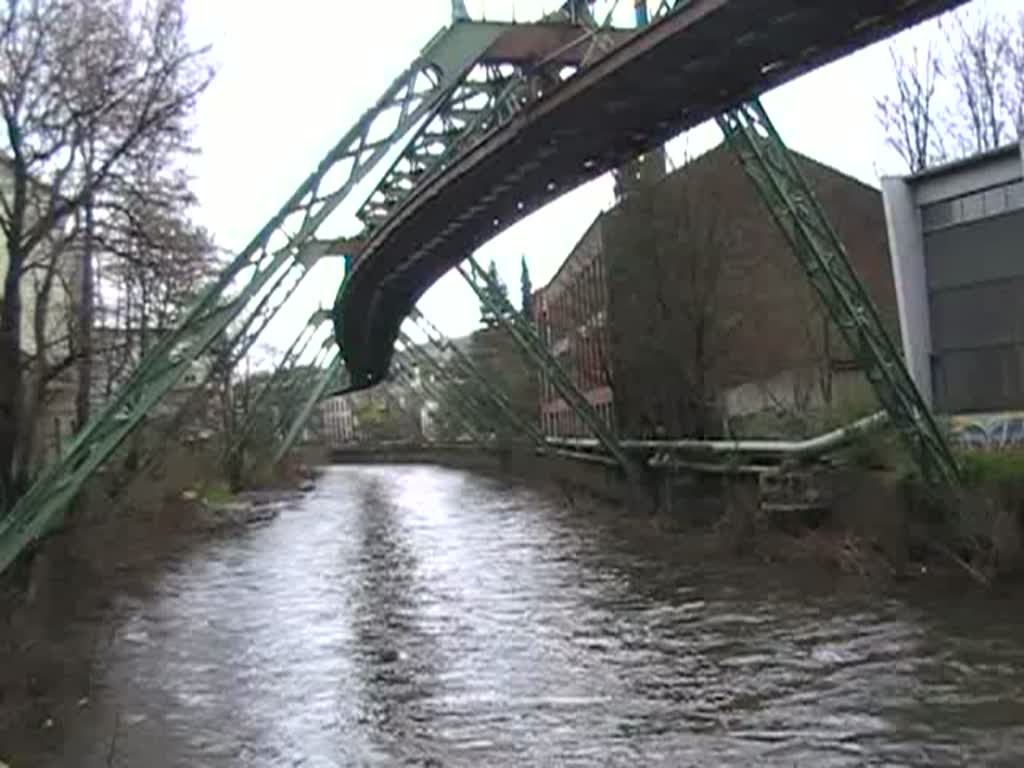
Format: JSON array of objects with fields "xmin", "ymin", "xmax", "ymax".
[
  {"xmin": 551, "ymin": 448, "xmax": 620, "ymax": 466},
  {"xmin": 544, "ymin": 411, "xmax": 889, "ymax": 459},
  {"xmin": 646, "ymin": 456, "xmax": 778, "ymax": 474}
]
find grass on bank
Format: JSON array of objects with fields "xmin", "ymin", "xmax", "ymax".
[
  {"xmin": 198, "ymin": 482, "xmax": 234, "ymax": 505},
  {"xmin": 959, "ymin": 449, "xmax": 1024, "ymax": 486}
]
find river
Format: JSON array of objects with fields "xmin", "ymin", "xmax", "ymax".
[{"xmin": 4, "ymin": 463, "xmax": 1024, "ymax": 766}]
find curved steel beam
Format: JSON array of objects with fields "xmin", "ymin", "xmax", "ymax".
[{"xmin": 337, "ymin": 0, "xmax": 967, "ymax": 387}]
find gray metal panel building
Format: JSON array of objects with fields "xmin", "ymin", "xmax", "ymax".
[{"xmin": 883, "ymin": 143, "xmax": 1024, "ymax": 414}]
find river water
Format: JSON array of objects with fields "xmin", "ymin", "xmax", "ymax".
[{"xmin": 5, "ymin": 463, "xmax": 1024, "ymax": 766}]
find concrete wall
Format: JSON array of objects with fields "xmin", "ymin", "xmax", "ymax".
[
  {"xmin": 0, "ymin": 181, "xmax": 80, "ymax": 363},
  {"xmin": 882, "ymin": 176, "xmax": 934, "ymax": 405}
]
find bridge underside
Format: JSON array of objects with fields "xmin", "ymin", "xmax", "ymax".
[{"xmin": 338, "ymin": 0, "xmax": 965, "ymax": 388}]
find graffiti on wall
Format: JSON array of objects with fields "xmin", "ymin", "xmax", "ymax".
[{"xmin": 949, "ymin": 412, "xmax": 1024, "ymax": 451}]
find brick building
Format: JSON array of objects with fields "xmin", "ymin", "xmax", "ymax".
[
  {"xmin": 534, "ymin": 217, "xmax": 615, "ymax": 437},
  {"xmin": 535, "ymin": 142, "xmax": 899, "ymax": 439}
]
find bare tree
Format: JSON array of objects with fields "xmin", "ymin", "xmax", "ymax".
[
  {"xmin": 1000, "ymin": 12, "xmax": 1024, "ymax": 138},
  {"xmin": 879, "ymin": 8, "xmax": 1024, "ymax": 173},
  {"xmin": 0, "ymin": 0, "xmax": 213, "ymax": 510},
  {"xmin": 943, "ymin": 10, "xmax": 1013, "ymax": 155},
  {"xmin": 606, "ymin": 150, "xmax": 736, "ymax": 439},
  {"xmin": 92, "ymin": 166, "xmax": 220, "ymax": 399},
  {"xmin": 876, "ymin": 44, "xmax": 946, "ymax": 173},
  {"xmin": 662, "ymin": 165, "xmax": 738, "ymax": 438}
]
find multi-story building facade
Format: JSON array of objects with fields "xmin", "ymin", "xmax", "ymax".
[
  {"xmin": 319, "ymin": 394, "xmax": 356, "ymax": 446},
  {"xmin": 883, "ymin": 142, "xmax": 1024, "ymax": 448},
  {"xmin": 534, "ymin": 217, "xmax": 615, "ymax": 437},
  {"xmin": 536, "ymin": 142, "xmax": 899, "ymax": 439}
]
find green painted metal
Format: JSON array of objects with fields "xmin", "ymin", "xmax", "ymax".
[
  {"xmin": 396, "ymin": 331, "xmax": 503, "ymax": 439},
  {"xmin": 399, "ymin": 327, "xmax": 502, "ymax": 438},
  {"xmin": 273, "ymin": 353, "xmax": 346, "ymax": 463},
  {"xmin": 272, "ymin": 337, "xmax": 338, "ymax": 437},
  {"xmin": 107, "ymin": 249, "xmax": 329, "ymax": 492},
  {"xmin": 391, "ymin": 355, "xmax": 487, "ymax": 443},
  {"xmin": 230, "ymin": 309, "xmax": 333, "ymax": 457},
  {"xmin": 717, "ymin": 99, "xmax": 959, "ymax": 485},
  {"xmin": 458, "ymin": 255, "xmax": 642, "ymax": 479},
  {"xmin": 0, "ymin": 23, "xmax": 505, "ymax": 573},
  {"xmin": 409, "ymin": 308, "xmax": 545, "ymax": 445},
  {"xmin": 221, "ymin": 245, "xmax": 326, "ymax": 373},
  {"xmin": 357, "ymin": 64, "xmax": 520, "ymax": 230},
  {"xmin": 652, "ymin": 0, "xmax": 675, "ymax": 18},
  {"xmin": 355, "ymin": 21, "xmax": 609, "ymax": 231}
]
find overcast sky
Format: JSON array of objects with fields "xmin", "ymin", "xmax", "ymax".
[{"xmin": 184, "ymin": 0, "xmax": 1017, "ymax": 365}]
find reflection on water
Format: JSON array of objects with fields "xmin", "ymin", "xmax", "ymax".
[{"xmin": 6, "ymin": 464, "xmax": 1024, "ymax": 766}]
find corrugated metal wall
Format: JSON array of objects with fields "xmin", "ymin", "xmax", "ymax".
[{"xmin": 924, "ymin": 203, "xmax": 1024, "ymax": 413}]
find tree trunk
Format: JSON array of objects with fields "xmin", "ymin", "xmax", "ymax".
[
  {"xmin": 0, "ymin": 248, "xmax": 24, "ymax": 513},
  {"xmin": 75, "ymin": 187, "xmax": 95, "ymax": 430},
  {"xmin": 0, "ymin": 160, "xmax": 28, "ymax": 513}
]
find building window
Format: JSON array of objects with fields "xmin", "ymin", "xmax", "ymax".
[
  {"xmin": 1007, "ymin": 180, "xmax": 1024, "ymax": 209},
  {"xmin": 921, "ymin": 199, "xmax": 954, "ymax": 230},
  {"xmin": 921, "ymin": 180, "xmax": 1024, "ymax": 232}
]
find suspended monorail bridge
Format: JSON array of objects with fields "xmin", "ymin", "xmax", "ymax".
[
  {"xmin": 339, "ymin": 0, "xmax": 965, "ymax": 385},
  {"xmin": 0, "ymin": 0, "xmax": 969, "ymax": 572}
]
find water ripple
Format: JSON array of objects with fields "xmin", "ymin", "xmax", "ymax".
[{"xmin": 12, "ymin": 463, "xmax": 1024, "ymax": 766}]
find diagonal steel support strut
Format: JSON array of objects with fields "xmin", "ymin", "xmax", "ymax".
[
  {"xmin": 717, "ymin": 99, "xmax": 960, "ymax": 485},
  {"xmin": 273, "ymin": 353, "xmax": 347, "ymax": 463},
  {"xmin": 230, "ymin": 309, "xmax": 334, "ymax": 458},
  {"xmin": 396, "ymin": 331, "xmax": 504, "ymax": 440},
  {"xmin": 457, "ymin": 255, "xmax": 642, "ymax": 479},
  {"xmin": 392, "ymin": 353, "xmax": 488, "ymax": 443},
  {"xmin": 408, "ymin": 308, "xmax": 545, "ymax": 445},
  {"xmin": 0, "ymin": 23, "xmax": 507, "ymax": 574}
]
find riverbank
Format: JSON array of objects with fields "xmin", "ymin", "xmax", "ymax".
[
  {"xmin": 5, "ymin": 463, "xmax": 1024, "ymax": 765},
  {"xmin": 0, "ymin": 439, "xmax": 325, "ymax": 764},
  {"xmin": 330, "ymin": 444, "xmax": 1024, "ymax": 589},
  {"xmin": 0, "ymin": 477, "xmax": 317, "ymax": 765},
  {"xmin": 3, "ymin": 445, "xmax": 1022, "ymax": 762}
]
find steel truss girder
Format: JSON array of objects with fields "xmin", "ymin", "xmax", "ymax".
[
  {"xmin": 273, "ymin": 337, "xmax": 338, "ymax": 437},
  {"xmin": 406, "ymin": 319, "xmax": 514, "ymax": 438},
  {"xmin": 717, "ymin": 99, "xmax": 959, "ymax": 485},
  {"xmin": 273, "ymin": 352, "xmax": 346, "ymax": 463},
  {"xmin": 652, "ymin": 1, "xmax": 675, "ymax": 19},
  {"xmin": 358, "ymin": 64, "xmax": 523, "ymax": 229},
  {"xmin": 115, "ymin": 248, "xmax": 327, "ymax": 488},
  {"xmin": 96, "ymin": 259, "xmax": 324, "ymax": 499},
  {"xmin": 391, "ymin": 354, "xmax": 486, "ymax": 443},
  {"xmin": 408, "ymin": 307, "xmax": 544, "ymax": 445},
  {"xmin": 458, "ymin": 255, "xmax": 642, "ymax": 478},
  {"xmin": 222, "ymin": 246, "xmax": 326, "ymax": 372},
  {"xmin": 0, "ymin": 24, "xmax": 507, "ymax": 574},
  {"xmin": 357, "ymin": 42, "xmax": 594, "ymax": 231},
  {"xmin": 396, "ymin": 331, "xmax": 503, "ymax": 439},
  {"xmin": 230, "ymin": 309, "xmax": 333, "ymax": 456}
]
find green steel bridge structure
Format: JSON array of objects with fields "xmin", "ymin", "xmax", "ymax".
[{"xmin": 0, "ymin": 0, "xmax": 970, "ymax": 572}]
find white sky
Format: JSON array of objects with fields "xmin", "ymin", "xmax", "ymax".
[{"xmin": 184, "ymin": 0, "xmax": 1017, "ymax": 366}]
